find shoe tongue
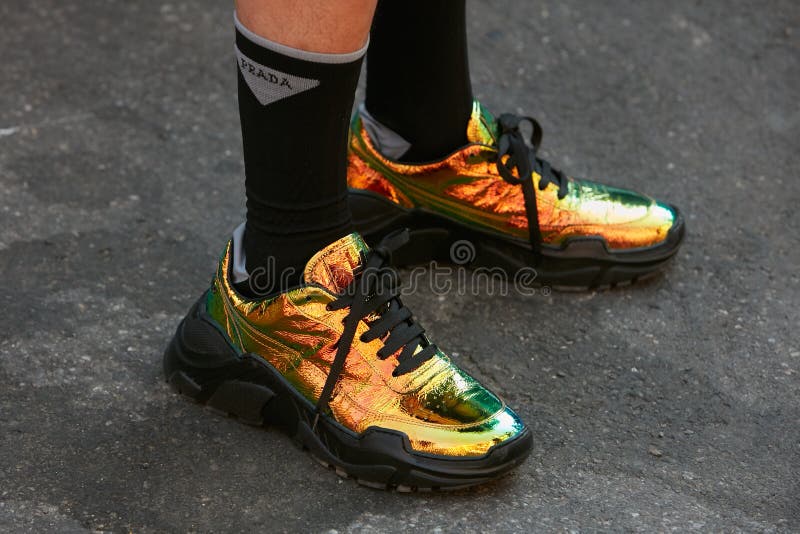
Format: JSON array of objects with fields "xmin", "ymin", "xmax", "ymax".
[
  {"xmin": 465, "ymin": 101, "xmax": 500, "ymax": 145},
  {"xmin": 303, "ymin": 233, "xmax": 370, "ymax": 294}
]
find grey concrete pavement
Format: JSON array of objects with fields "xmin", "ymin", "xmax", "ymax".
[{"xmin": 1, "ymin": 0, "xmax": 798, "ymax": 531}]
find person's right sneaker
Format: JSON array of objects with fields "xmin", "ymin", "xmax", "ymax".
[
  {"xmin": 347, "ymin": 102, "xmax": 685, "ymax": 289},
  {"xmin": 164, "ymin": 230, "xmax": 532, "ymax": 491}
]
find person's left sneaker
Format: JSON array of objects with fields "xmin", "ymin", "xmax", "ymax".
[
  {"xmin": 164, "ymin": 229, "xmax": 532, "ymax": 490},
  {"xmin": 347, "ymin": 102, "xmax": 685, "ymax": 289}
]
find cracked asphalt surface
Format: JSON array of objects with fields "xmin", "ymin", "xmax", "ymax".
[{"xmin": 1, "ymin": 0, "xmax": 798, "ymax": 531}]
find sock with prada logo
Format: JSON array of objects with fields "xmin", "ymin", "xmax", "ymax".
[
  {"xmin": 234, "ymin": 13, "xmax": 365, "ymax": 294},
  {"xmin": 365, "ymin": 0, "xmax": 472, "ymax": 163}
]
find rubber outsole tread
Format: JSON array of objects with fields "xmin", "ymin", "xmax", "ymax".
[{"xmin": 170, "ymin": 383, "xmax": 515, "ymax": 492}]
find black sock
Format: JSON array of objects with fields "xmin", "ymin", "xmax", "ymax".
[
  {"xmin": 365, "ymin": 0, "xmax": 473, "ymax": 162},
  {"xmin": 234, "ymin": 15, "xmax": 365, "ymax": 289}
]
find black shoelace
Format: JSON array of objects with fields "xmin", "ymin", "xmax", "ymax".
[
  {"xmin": 313, "ymin": 229, "xmax": 437, "ymax": 428},
  {"xmin": 495, "ymin": 113, "xmax": 568, "ymax": 259}
]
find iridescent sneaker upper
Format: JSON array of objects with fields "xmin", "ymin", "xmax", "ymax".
[
  {"xmin": 348, "ymin": 101, "xmax": 677, "ymax": 251},
  {"xmin": 204, "ymin": 233, "xmax": 526, "ymax": 457}
]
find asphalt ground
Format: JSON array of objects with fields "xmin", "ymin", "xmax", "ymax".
[{"xmin": 1, "ymin": 0, "xmax": 798, "ymax": 531}]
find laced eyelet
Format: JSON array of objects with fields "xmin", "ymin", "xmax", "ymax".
[
  {"xmin": 313, "ymin": 230, "xmax": 438, "ymax": 417},
  {"xmin": 495, "ymin": 111, "xmax": 568, "ymax": 261}
]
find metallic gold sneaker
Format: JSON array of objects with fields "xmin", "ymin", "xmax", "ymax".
[
  {"xmin": 347, "ymin": 102, "xmax": 685, "ymax": 289},
  {"xmin": 164, "ymin": 230, "xmax": 532, "ymax": 490}
]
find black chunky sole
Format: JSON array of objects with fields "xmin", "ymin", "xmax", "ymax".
[
  {"xmin": 163, "ymin": 295, "xmax": 533, "ymax": 491},
  {"xmin": 348, "ymin": 188, "xmax": 685, "ymax": 290}
]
